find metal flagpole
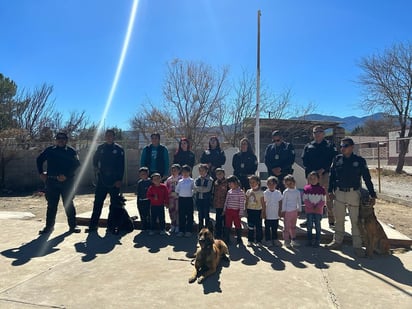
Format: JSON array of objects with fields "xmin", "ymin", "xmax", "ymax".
[{"xmin": 255, "ymin": 10, "xmax": 261, "ymax": 165}]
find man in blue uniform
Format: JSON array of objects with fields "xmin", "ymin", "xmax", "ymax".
[
  {"xmin": 88, "ymin": 129, "xmax": 125, "ymax": 232},
  {"xmin": 36, "ymin": 132, "xmax": 81, "ymax": 234},
  {"xmin": 325, "ymin": 137, "xmax": 377, "ymax": 258},
  {"xmin": 264, "ymin": 130, "xmax": 295, "ymax": 191},
  {"xmin": 302, "ymin": 126, "xmax": 338, "ymax": 227}
]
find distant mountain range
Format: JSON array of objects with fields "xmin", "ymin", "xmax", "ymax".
[{"xmin": 290, "ymin": 113, "xmax": 385, "ymax": 132}]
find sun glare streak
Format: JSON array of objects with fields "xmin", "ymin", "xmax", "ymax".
[{"xmin": 65, "ymin": 0, "xmax": 139, "ymax": 219}]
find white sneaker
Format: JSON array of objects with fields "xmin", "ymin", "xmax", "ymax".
[
  {"xmin": 159, "ymin": 230, "xmax": 166, "ymax": 235},
  {"xmin": 184, "ymin": 232, "xmax": 192, "ymax": 237}
]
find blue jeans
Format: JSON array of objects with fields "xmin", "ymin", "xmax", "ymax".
[{"xmin": 306, "ymin": 213, "xmax": 322, "ymax": 244}]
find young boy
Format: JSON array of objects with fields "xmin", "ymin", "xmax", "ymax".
[
  {"xmin": 263, "ymin": 176, "xmax": 283, "ymax": 247},
  {"xmin": 194, "ymin": 164, "xmax": 213, "ymax": 231},
  {"xmin": 175, "ymin": 165, "xmax": 195, "ymax": 237},
  {"xmin": 213, "ymin": 168, "xmax": 228, "ymax": 239},
  {"xmin": 146, "ymin": 173, "xmax": 169, "ymax": 235},
  {"xmin": 136, "ymin": 167, "xmax": 151, "ymax": 231}
]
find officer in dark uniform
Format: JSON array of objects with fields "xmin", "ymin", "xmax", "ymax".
[
  {"xmin": 232, "ymin": 137, "xmax": 258, "ymax": 190},
  {"xmin": 302, "ymin": 125, "xmax": 338, "ymax": 227},
  {"xmin": 36, "ymin": 132, "xmax": 81, "ymax": 234},
  {"xmin": 88, "ymin": 129, "xmax": 125, "ymax": 232},
  {"xmin": 264, "ymin": 130, "xmax": 295, "ymax": 191},
  {"xmin": 325, "ymin": 137, "xmax": 377, "ymax": 258}
]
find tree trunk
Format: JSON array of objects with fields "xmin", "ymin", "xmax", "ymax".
[{"xmin": 395, "ymin": 139, "xmax": 409, "ymax": 173}]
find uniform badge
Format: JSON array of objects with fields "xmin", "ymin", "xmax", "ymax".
[
  {"xmin": 113, "ymin": 149, "xmax": 117, "ymax": 154},
  {"xmin": 353, "ymin": 161, "xmax": 359, "ymax": 167},
  {"xmin": 241, "ymin": 163, "xmax": 245, "ymax": 168},
  {"xmin": 275, "ymin": 154, "xmax": 279, "ymax": 160}
]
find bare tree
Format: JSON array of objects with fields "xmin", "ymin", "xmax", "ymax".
[
  {"xmin": 162, "ymin": 59, "xmax": 229, "ymax": 150},
  {"xmin": 358, "ymin": 42, "xmax": 412, "ymax": 173}
]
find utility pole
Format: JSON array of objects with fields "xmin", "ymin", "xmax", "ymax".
[{"xmin": 255, "ymin": 10, "xmax": 261, "ymax": 163}]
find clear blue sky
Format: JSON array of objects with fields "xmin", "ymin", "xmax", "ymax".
[{"xmin": 1, "ymin": 0, "xmax": 411, "ymax": 130}]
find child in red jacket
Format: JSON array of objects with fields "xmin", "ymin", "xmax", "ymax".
[{"xmin": 147, "ymin": 173, "xmax": 169, "ymax": 235}]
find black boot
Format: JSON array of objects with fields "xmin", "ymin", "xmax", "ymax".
[{"xmin": 236, "ymin": 229, "xmax": 243, "ymax": 246}]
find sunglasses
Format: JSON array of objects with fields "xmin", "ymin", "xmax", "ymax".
[{"xmin": 340, "ymin": 144, "xmax": 351, "ymax": 148}]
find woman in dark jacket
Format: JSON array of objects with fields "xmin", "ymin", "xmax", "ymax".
[
  {"xmin": 232, "ymin": 138, "xmax": 258, "ymax": 190},
  {"xmin": 200, "ymin": 136, "xmax": 226, "ymax": 179},
  {"xmin": 173, "ymin": 137, "xmax": 195, "ymax": 169}
]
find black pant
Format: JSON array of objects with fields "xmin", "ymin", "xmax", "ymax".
[
  {"xmin": 137, "ymin": 199, "xmax": 150, "ymax": 230},
  {"xmin": 150, "ymin": 205, "xmax": 165, "ymax": 231},
  {"xmin": 264, "ymin": 219, "xmax": 279, "ymax": 241},
  {"xmin": 197, "ymin": 198, "xmax": 211, "ymax": 230},
  {"xmin": 45, "ymin": 178, "xmax": 77, "ymax": 228},
  {"xmin": 178, "ymin": 197, "xmax": 194, "ymax": 233},
  {"xmin": 89, "ymin": 178, "xmax": 120, "ymax": 229},
  {"xmin": 215, "ymin": 208, "xmax": 225, "ymax": 238},
  {"xmin": 247, "ymin": 209, "xmax": 263, "ymax": 242}
]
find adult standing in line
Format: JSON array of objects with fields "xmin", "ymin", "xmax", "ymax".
[
  {"xmin": 200, "ymin": 136, "xmax": 226, "ymax": 179},
  {"xmin": 140, "ymin": 132, "xmax": 169, "ymax": 178},
  {"xmin": 325, "ymin": 137, "xmax": 377, "ymax": 258},
  {"xmin": 232, "ymin": 138, "xmax": 258, "ymax": 191},
  {"xmin": 264, "ymin": 130, "xmax": 295, "ymax": 192},
  {"xmin": 88, "ymin": 129, "xmax": 125, "ymax": 232},
  {"xmin": 301, "ymin": 125, "xmax": 338, "ymax": 228},
  {"xmin": 36, "ymin": 132, "xmax": 81, "ymax": 234},
  {"xmin": 173, "ymin": 137, "xmax": 195, "ymax": 169}
]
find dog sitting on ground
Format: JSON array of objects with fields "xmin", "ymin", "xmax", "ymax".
[
  {"xmin": 358, "ymin": 188, "xmax": 390, "ymax": 257},
  {"xmin": 189, "ymin": 225, "xmax": 229, "ymax": 284},
  {"xmin": 107, "ymin": 194, "xmax": 135, "ymax": 235}
]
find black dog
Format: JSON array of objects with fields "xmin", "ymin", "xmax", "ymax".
[{"xmin": 107, "ymin": 194, "xmax": 134, "ymax": 235}]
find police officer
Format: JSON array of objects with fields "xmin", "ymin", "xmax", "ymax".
[
  {"xmin": 302, "ymin": 125, "xmax": 338, "ymax": 228},
  {"xmin": 325, "ymin": 137, "xmax": 377, "ymax": 258},
  {"xmin": 232, "ymin": 137, "xmax": 258, "ymax": 190},
  {"xmin": 88, "ymin": 129, "xmax": 125, "ymax": 232},
  {"xmin": 36, "ymin": 132, "xmax": 81, "ymax": 234},
  {"xmin": 264, "ymin": 130, "xmax": 295, "ymax": 192}
]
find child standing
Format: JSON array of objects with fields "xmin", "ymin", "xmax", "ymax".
[
  {"xmin": 223, "ymin": 175, "xmax": 245, "ymax": 246},
  {"xmin": 281, "ymin": 174, "xmax": 302, "ymax": 248},
  {"xmin": 245, "ymin": 175, "xmax": 264, "ymax": 246},
  {"xmin": 136, "ymin": 167, "xmax": 151, "ymax": 231},
  {"xmin": 213, "ymin": 168, "xmax": 228, "ymax": 239},
  {"xmin": 194, "ymin": 164, "xmax": 213, "ymax": 231},
  {"xmin": 165, "ymin": 164, "xmax": 182, "ymax": 234},
  {"xmin": 263, "ymin": 176, "xmax": 283, "ymax": 247},
  {"xmin": 175, "ymin": 165, "xmax": 195, "ymax": 237},
  {"xmin": 303, "ymin": 171, "xmax": 326, "ymax": 247},
  {"xmin": 146, "ymin": 173, "xmax": 169, "ymax": 235}
]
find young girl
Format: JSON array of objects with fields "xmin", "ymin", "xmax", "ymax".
[
  {"xmin": 281, "ymin": 174, "xmax": 302, "ymax": 248},
  {"xmin": 302, "ymin": 171, "xmax": 326, "ymax": 247},
  {"xmin": 213, "ymin": 168, "xmax": 228, "ymax": 239},
  {"xmin": 263, "ymin": 176, "xmax": 283, "ymax": 247},
  {"xmin": 165, "ymin": 164, "xmax": 182, "ymax": 234},
  {"xmin": 245, "ymin": 175, "xmax": 264, "ymax": 246},
  {"xmin": 175, "ymin": 165, "xmax": 195, "ymax": 237},
  {"xmin": 223, "ymin": 175, "xmax": 245, "ymax": 246}
]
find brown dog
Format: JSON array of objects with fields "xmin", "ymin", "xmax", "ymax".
[
  {"xmin": 188, "ymin": 227, "xmax": 229, "ymax": 284},
  {"xmin": 358, "ymin": 191, "xmax": 390, "ymax": 257}
]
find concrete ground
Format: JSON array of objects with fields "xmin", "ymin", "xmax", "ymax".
[{"xmin": 0, "ymin": 202, "xmax": 411, "ymax": 309}]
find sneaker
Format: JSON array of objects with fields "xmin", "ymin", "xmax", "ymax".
[
  {"xmin": 299, "ymin": 221, "xmax": 307, "ymax": 228},
  {"xmin": 329, "ymin": 222, "xmax": 335, "ymax": 229},
  {"xmin": 169, "ymin": 225, "xmax": 175, "ymax": 233},
  {"xmin": 177, "ymin": 232, "xmax": 184, "ymax": 237},
  {"xmin": 325, "ymin": 241, "xmax": 342, "ymax": 250},
  {"xmin": 184, "ymin": 232, "xmax": 192, "ymax": 237},
  {"xmin": 273, "ymin": 240, "xmax": 282, "ymax": 247},
  {"xmin": 69, "ymin": 226, "xmax": 81, "ymax": 233},
  {"xmin": 38, "ymin": 226, "xmax": 54, "ymax": 235},
  {"xmin": 291, "ymin": 240, "xmax": 300, "ymax": 247},
  {"xmin": 284, "ymin": 240, "xmax": 292, "ymax": 248},
  {"xmin": 354, "ymin": 247, "xmax": 366, "ymax": 258},
  {"xmin": 148, "ymin": 230, "xmax": 155, "ymax": 236},
  {"xmin": 159, "ymin": 230, "xmax": 166, "ymax": 235}
]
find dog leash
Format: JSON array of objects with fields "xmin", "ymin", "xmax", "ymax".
[{"xmin": 167, "ymin": 257, "xmax": 195, "ymax": 265}]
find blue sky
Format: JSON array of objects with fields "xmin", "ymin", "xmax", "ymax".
[{"xmin": 1, "ymin": 0, "xmax": 411, "ymax": 130}]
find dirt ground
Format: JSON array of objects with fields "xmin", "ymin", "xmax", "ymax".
[{"xmin": 1, "ymin": 189, "xmax": 411, "ymax": 239}]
